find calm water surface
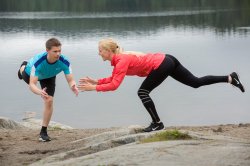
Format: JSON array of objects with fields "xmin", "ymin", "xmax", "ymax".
[{"xmin": 0, "ymin": 0, "xmax": 250, "ymax": 128}]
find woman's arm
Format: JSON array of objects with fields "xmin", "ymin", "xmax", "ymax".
[
  {"xmin": 78, "ymin": 60, "xmax": 129, "ymax": 92},
  {"xmin": 95, "ymin": 58, "xmax": 129, "ymax": 92}
]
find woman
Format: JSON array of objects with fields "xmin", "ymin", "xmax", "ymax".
[{"xmin": 78, "ymin": 38, "xmax": 245, "ymax": 132}]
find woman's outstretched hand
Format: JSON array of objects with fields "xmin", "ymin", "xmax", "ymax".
[
  {"xmin": 78, "ymin": 82, "xmax": 96, "ymax": 91},
  {"xmin": 79, "ymin": 77, "xmax": 98, "ymax": 85},
  {"xmin": 78, "ymin": 77, "xmax": 97, "ymax": 91}
]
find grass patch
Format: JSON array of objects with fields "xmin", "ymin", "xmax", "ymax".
[
  {"xmin": 140, "ymin": 130, "xmax": 191, "ymax": 143},
  {"xmin": 49, "ymin": 126, "xmax": 63, "ymax": 131}
]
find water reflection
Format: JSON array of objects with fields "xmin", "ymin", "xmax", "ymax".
[
  {"xmin": 0, "ymin": 0, "xmax": 250, "ymax": 38},
  {"xmin": 0, "ymin": 10, "xmax": 227, "ymax": 19},
  {"xmin": 1, "ymin": 10, "xmax": 250, "ymax": 38}
]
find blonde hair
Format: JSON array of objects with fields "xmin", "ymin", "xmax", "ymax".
[{"xmin": 99, "ymin": 38, "xmax": 123, "ymax": 54}]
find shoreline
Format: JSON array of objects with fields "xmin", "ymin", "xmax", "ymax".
[{"xmin": 1, "ymin": 117, "xmax": 250, "ymax": 165}]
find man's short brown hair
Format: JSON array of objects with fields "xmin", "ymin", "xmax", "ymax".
[{"xmin": 46, "ymin": 38, "xmax": 61, "ymax": 50}]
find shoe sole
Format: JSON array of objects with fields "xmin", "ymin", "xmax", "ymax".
[
  {"xmin": 240, "ymin": 84, "xmax": 245, "ymax": 92},
  {"xmin": 18, "ymin": 70, "xmax": 22, "ymax": 80},
  {"xmin": 143, "ymin": 126, "xmax": 164, "ymax": 132},
  {"xmin": 152, "ymin": 127, "xmax": 164, "ymax": 132},
  {"xmin": 39, "ymin": 137, "xmax": 51, "ymax": 142}
]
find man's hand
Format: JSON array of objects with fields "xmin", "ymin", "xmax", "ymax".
[
  {"xmin": 71, "ymin": 84, "xmax": 79, "ymax": 96},
  {"xmin": 65, "ymin": 74, "xmax": 79, "ymax": 96},
  {"xmin": 40, "ymin": 87, "xmax": 49, "ymax": 100}
]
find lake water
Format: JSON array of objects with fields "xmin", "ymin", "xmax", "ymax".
[{"xmin": 0, "ymin": 0, "xmax": 250, "ymax": 128}]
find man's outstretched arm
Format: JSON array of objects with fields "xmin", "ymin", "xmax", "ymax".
[{"xmin": 65, "ymin": 74, "xmax": 79, "ymax": 96}]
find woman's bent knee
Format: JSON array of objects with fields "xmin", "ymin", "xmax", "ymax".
[{"xmin": 191, "ymin": 83, "xmax": 200, "ymax": 88}]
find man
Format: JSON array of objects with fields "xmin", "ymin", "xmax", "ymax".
[{"xmin": 18, "ymin": 38, "xmax": 79, "ymax": 142}]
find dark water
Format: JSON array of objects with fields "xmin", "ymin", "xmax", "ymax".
[{"xmin": 0, "ymin": 0, "xmax": 249, "ymax": 128}]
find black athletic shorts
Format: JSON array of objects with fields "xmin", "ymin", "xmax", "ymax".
[{"xmin": 22, "ymin": 68, "xmax": 56, "ymax": 97}]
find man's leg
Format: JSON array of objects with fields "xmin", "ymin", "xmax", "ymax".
[
  {"xmin": 42, "ymin": 96, "xmax": 53, "ymax": 127},
  {"xmin": 39, "ymin": 77, "xmax": 56, "ymax": 142},
  {"xmin": 18, "ymin": 62, "xmax": 56, "ymax": 142}
]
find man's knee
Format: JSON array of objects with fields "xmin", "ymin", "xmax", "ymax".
[{"xmin": 44, "ymin": 96, "xmax": 53, "ymax": 106}]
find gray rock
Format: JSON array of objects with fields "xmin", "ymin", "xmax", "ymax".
[
  {"xmin": 49, "ymin": 139, "xmax": 250, "ymax": 166},
  {"xmin": 30, "ymin": 127, "xmax": 250, "ymax": 166},
  {"xmin": 21, "ymin": 118, "xmax": 73, "ymax": 130},
  {"xmin": 0, "ymin": 116, "xmax": 24, "ymax": 129}
]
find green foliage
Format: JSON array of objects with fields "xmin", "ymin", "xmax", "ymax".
[
  {"xmin": 141, "ymin": 130, "xmax": 191, "ymax": 143},
  {"xmin": 1, "ymin": 0, "xmax": 250, "ymax": 12},
  {"xmin": 49, "ymin": 126, "xmax": 63, "ymax": 131}
]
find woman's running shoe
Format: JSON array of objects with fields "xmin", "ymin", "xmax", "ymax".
[{"xmin": 230, "ymin": 72, "xmax": 245, "ymax": 92}]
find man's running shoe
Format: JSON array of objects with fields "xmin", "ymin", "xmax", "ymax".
[
  {"xmin": 230, "ymin": 72, "xmax": 245, "ymax": 93},
  {"xmin": 17, "ymin": 61, "xmax": 28, "ymax": 80},
  {"xmin": 39, "ymin": 132, "xmax": 51, "ymax": 142},
  {"xmin": 143, "ymin": 122, "xmax": 164, "ymax": 132}
]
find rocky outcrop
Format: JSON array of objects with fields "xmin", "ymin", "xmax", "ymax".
[
  {"xmin": 0, "ymin": 117, "xmax": 24, "ymax": 129},
  {"xmin": 0, "ymin": 116, "xmax": 73, "ymax": 130},
  {"xmin": 30, "ymin": 126, "xmax": 155, "ymax": 165},
  {"xmin": 30, "ymin": 126, "xmax": 250, "ymax": 166},
  {"xmin": 21, "ymin": 118, "xmax": 73, "ymax": 130}
]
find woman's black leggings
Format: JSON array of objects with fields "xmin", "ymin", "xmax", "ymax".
[{"xmin": 138, "ymin": 54, "xmax": 228, "ymax": 123}]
